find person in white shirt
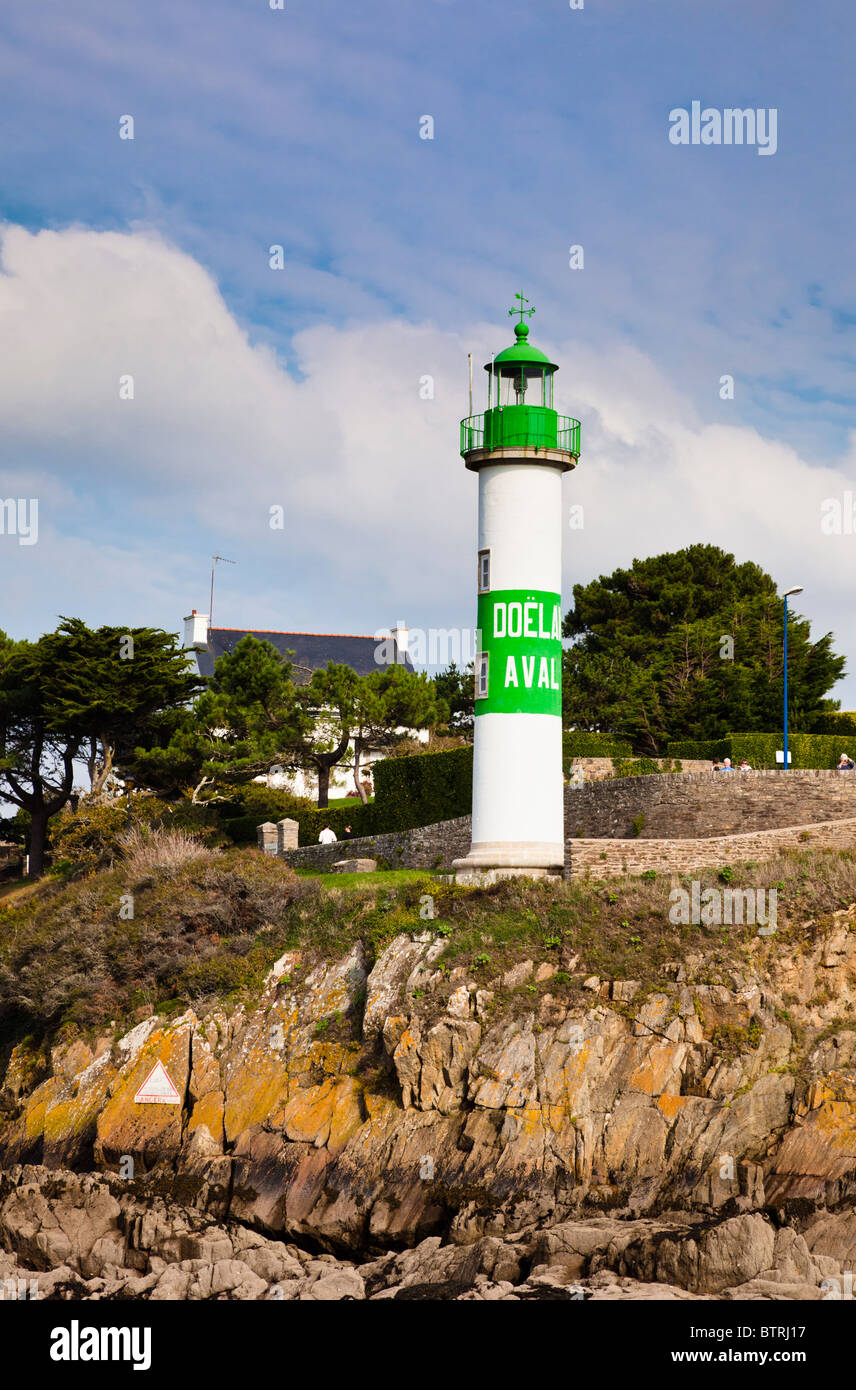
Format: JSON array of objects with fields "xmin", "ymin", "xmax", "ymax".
[{"xmin": 318, "ymin": 825, "xmax": 337, "ymax": 844}]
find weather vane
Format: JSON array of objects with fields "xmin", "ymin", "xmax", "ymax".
[{"xmin": 508, "ymin": 291, "xmax": 536, "ymax": 326}]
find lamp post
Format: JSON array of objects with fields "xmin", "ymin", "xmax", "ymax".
[{"xmin": 782, "ymin": 586, "xmax": 803, "ymax": 771}]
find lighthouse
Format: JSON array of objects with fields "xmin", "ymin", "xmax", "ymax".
[{"xmin": 453, "ymin": 295, "xmax": 580, "ymax": 883}]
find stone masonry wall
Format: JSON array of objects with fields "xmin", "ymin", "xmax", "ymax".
[
  {"xmin": 564, "ymin": 769, "xmax": 856, "ymax": 840},
  {"xmin": 277, "ymin": 770, "xmax": 856, "ymax": 874},
  {"xmin": 280, "ymin": 816, "xmax": 472, "ymax": 872},
  {"xmin": 569, "ymin": 817, "xmax": 856, "ymax": 879}
]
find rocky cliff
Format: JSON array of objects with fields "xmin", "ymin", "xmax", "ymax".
[{"xmin": 2, "ymin": 879, "xmax": 856, "ymax": 1301}]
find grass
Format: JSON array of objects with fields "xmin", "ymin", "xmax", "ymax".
[
  {"xmin": 294, "ymin": 868, "xmax": 432, "ymax": 890},
  {"xmin": 0, "ymin": 876, "xmax": 38, "ymax": 904},
  {"xmin": 119, "ymin": 826, "xmax": 220, "ymax": 877},
  {"xmin": 0, "ymin": 844, "xmax": 854, "ymax": 1061}
]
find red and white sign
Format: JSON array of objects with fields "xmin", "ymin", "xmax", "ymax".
[{"xmin": 133, "ymin": 1060, "xmax": 181, "ymax": 1105}]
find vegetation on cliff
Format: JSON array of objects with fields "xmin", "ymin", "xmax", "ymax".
[{"xmin": 2, "ymin": 842, "xmax": 856, "ymax": 1065}]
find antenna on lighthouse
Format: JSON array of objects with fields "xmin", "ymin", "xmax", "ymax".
[
  {"xmin": 468, "ymin": 353, "xmax": 473, "ymax": 416},
  {"xmin": 208, "ymin": 554, "xmax": 236, "ymax": 634}
]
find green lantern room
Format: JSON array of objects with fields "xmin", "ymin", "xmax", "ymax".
[{"xmin": 461, "ymin": 293, "xmax": 581, "ymax": 463}]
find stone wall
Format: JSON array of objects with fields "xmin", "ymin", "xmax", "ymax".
[
  {"xmin": 569, "ymin": 817, "xmax": 856, "ymax": 879},
  {"xmin": 280, "ymin": 816, "xmax": 472, "ymax": 873},
  {"xmin": 564, "ymin": 769, "xmax": 856, "ymax": 840},
  {"xmin": 277, "ymin": 770, "xmax": 856, "ymax": 874}
]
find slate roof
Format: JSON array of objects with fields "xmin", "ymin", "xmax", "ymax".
[{"xmin": 194, "ymin": 628, "xmax": 412, "ymax": 683}]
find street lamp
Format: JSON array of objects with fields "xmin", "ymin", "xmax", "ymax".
[{"xmin": 781, "ymin": 586, "xmax": 804, "ymax": 771}]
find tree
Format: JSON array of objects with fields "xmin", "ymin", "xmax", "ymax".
[
  {"xmin": 0, "ymin": 629, "xmax": 76, "ymax": 878},
  {"xmin": 348, "ymin": 665, "xmax": 444, "ymax": 803},
  {"xmin": 47, "ymin": 618, "xmax": 202, "ymax": 793},
  {"xmin": 131, "ymin": 640, "xmax": 446, "ymax": 810},
  {"xmin": 293, "ymin": 663, "xmax": 359, "ymax": 809},
  {"xmin": 129, "ymin": 634, "xmax": 307, "ymax": 801},
  {"xmin": 295, "ymin": 662, "xmax": 445, "ymax": 807},
  {"xmin": 562, "ymin": 545, "xmax": 846, "ymax": 754},
  {"xmin": 0, "ymin": 620, "xmax": 203, "ymax": 877},
  {"xmin": 433, "ymin": 662, "xmax": 474, "ymax": 737}
]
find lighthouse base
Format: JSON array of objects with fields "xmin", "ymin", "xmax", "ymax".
[{"xmin": 452, "ymin": 841, "xmax": 564, "ymax": 886}]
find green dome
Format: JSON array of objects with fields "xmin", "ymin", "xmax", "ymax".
[{"xmin": 486, "ymin": 321, "xmax": 558, "ymax": 372}]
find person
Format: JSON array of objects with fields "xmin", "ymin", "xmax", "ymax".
[
  {"xmin": 343, "ymin": 824, "xmax": 354, "ymax": 840},
  {"xmin": 738, "ymin": 758, "xmax": 752, "ymax": 771},
  {"xmin": 837, "ymin": 753, "xmax": 855, "ymax": 771},
  {"xmin": 318, "ymin": 825, "xmax": 337, "ymax": 844},
  {"xmin": 711, "ymin": 759, "xmax": 721, "ymax": 772},
  {"xmin": 720, "ymin": 757, "xmax": 735, "ymax": 771}
]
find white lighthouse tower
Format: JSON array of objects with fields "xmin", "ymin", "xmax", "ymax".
[{"xmin": 453, "ymin": 295, "xmax": 580, "ymax": 883}]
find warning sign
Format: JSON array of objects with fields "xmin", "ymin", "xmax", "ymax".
[{"xmin": 133, "ymin": 1060, "xmax": 181, "ymax": 1105}]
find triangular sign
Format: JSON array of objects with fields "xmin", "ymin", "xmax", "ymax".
[{"xmin": 134, "ymin": 1060, "xmax": 181, "ymax": 1105}]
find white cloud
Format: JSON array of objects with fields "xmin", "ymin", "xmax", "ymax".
[{"xmin": 0, "ymin": 222, "xmax": 852, "ymax": 704}]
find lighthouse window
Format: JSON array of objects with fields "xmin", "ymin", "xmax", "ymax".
[
  {"xmin": 478, "ymin": 549, "xmax": 490, "ymax": 593},
  {"xmin": 476, "ymin": 652, "xmax": 489, "ymax": 699}
]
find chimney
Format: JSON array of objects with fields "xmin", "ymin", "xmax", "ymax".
[
  {"xmin": 183, "ymin": 610, "xmax": 210, "ymax": 651},
  {"xmin": 393, "ymin": 620, "xmax": 408, "ymax": 664}
]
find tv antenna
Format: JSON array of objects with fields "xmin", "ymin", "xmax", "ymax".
[{"xmin": 209, "ymin": 554, "xmax": 236, "ymax": 632}]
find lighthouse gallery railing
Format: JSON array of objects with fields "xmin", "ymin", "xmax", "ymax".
[{"xmin": 460, "ymin": 411, "xmax": 581, "ymax": 457}]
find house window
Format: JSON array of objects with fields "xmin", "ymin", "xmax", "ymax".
[
  {"xmin": 478, "ymin": 549, "xmax": 490, "ymax": 593},
  {"xmin": 476, "ymin": 651, "xmax": 489, "ymax": 699}
]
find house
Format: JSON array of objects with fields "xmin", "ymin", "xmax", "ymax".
[{"xmin": 181, "ymin": 612, "xmax": 426, "ymax": 800}]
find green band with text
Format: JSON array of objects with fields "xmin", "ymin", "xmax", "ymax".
[{"xmin": 475, "ymin": 588, "xmax": 562, "ymax": 716}]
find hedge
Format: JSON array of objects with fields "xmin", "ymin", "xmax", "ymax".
[
  {"xmin": 724, "ymin": 732, "xmax": 846, "ymax": 770},
  {"xmin": 666, "ymin": 739, "xmax": 730, "ymax": 760},
  {"xmin": 563, "ymin": 731, "xmax": 633, "ymax": 759},
  {"xmin": 811, "ymin": 711, "xmax": 856, "ymax": 737},
  {"xmin": 296, "ymin": 800, "xmax": 381, "ymax": 846},
  {"xmin": 372, "ymin": 745, "xmax": 473, "ymax": 831},
  {"xmin": 267, "ymin": 747, "xmax": 477, "ymax": 847},
  {"xmin": 666, "ymin": 732, "xmax": 847, "ymax": 769}
]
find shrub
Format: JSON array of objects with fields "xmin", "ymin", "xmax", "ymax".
[
  {"xmin": 563, "ymin": 731, "xmax": 632, "ymax": 773},
  {"xmin": 226, "ymin": 783, "xmax": 313, "ymax": 822},
  {"xmin": 666, "ymin": 732, "xmax": 846, "ymax": 768},
  {"xmin": 119, "ymin": 826, "xmax": 220, "ymax": 878},
  {"xmin": 612, "ymin": 757, "xmax": 669, "ymax": 778},
  {"xmin": 221, "ymin": 815, "xmax": 263, "ymax": 845},
  {"xmin": 50, "ymin": 795, "xmax": 220, "ymax": 874},
  {"xmin": 49, "ymin": 798, "xmax": 129, "ymax": 874}
]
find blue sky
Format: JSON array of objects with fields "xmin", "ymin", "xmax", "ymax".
[{"xmin": 1, "ymin": 0, "xmax": 854, "ymax": 703}]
